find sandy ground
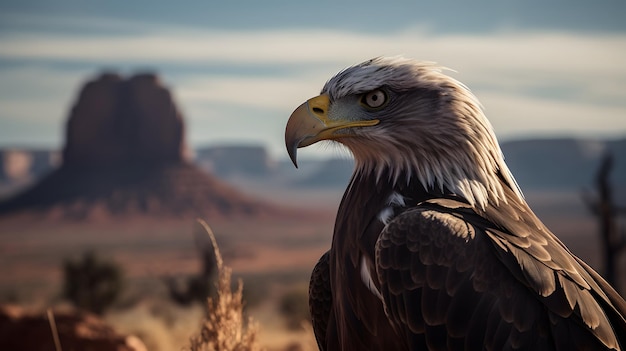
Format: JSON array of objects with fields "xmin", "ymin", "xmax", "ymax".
[{"xmin": 0, "ymin": 188, "xmax": 624, "ymax": 350}]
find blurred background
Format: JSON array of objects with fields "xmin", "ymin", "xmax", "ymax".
[{"xmin": 0, "ymin": 1, "xmax": 625, "ymax": 350}]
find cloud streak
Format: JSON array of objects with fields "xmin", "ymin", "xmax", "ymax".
[
  {"xmin": 1, "ymin": 18, "xmax": 625, "ymax": 158},
  {"xmin": 2, "ymin": 28, "xmax": 625, "ymax": 70}
]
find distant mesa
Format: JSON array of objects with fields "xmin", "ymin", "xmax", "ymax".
[
  {"xmin": 0, "ymin": 72, "xmax": 281, "ymax": 219},
  {"xmin": 501, "ymin": 138, "xmax": 626, "ymax": 191},
  {"xmin": 0, "ymin": 149, "xmax": 58, "ymax": 183},
  {"xmin": 196, "ymin": 145, "xmax": 276, "ymax": 178},
  {"xmin": 63, "ymin": 72, "xmax": 187, "ymax": 168}
]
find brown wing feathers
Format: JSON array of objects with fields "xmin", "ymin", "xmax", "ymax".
[
  {"xmin": 376, "ymin": 199, "xmax": 625, "ymax": 350},
  {"xmin": 310, "ymin": 251, "xmax": 332, "ymax": 351}
]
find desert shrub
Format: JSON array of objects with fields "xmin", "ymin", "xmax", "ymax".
[
  {"xmin": 164, "ymin": 274, "xmax": 215, "ymax": 306},
  {"xmin": 279, "ymin": 286, "xmax": 310, "ymax": 330},
  {"xmin": 164, "ymin": 222, "xmax": 218, "ymax": 306},
  {"xmin": 0, "ymin": 288, "xmax": 19, "ymax": 304},
  {"xmin": 239, "ymin": 275, "xmax": 270, "ymax": 311},
  {"xmin": 62, "ymin": 250, "xmax": 124, "ymax": 315},
  {"xmin": 187, "ymin": 220, "xmax": 263, "ymax": 351}
]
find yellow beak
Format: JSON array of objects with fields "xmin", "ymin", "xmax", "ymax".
[{"xmin": 285, "ymin": 95, "xmax": 379, "ymax": 167}]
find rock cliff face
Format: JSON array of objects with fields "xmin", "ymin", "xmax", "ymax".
[
  {"xmin": 63, "ymin": 73, "xmax": 185, "ymax": 168},
  {"xmin": 0, "ymin": 73, "xmax": 281, "ymax": 219}
]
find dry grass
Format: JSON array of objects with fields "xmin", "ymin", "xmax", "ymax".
[
  {"xmin": 105, "ymin": 302, "xmax": 203, "ymax": 351},
  {"xmin": 187, "ymin": 219, "xmax": 264, "ymax": 351},
  {"xmin": 47, "ymin": 308, "xmax": 62, "ymax": 351}
]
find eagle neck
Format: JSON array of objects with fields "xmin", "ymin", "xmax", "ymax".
[
  {"xmin": 333, "ymin": 167, "xmax": 437, "ymax": 264},
  {"xmin": 330, "ymin": 167, "xmax": 420, "ymax": 349},
  {"xmin": 333, "ymin": 169, "xmax": 390, "ymax": 261}
]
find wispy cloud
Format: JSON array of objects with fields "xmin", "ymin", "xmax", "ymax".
[
  {"xmin": 1, "ymin": 28, "xmax": 625, "ymax": 70},
  {"xmin": 176, "ymin": 74, "xmax": 323, "ymax": 110},
  {"xmin": 1, "ymin": 15, "xmax": 625, "ymax": 157},
  {"xmin": 2, "ymin": 11, "xmax": 625, "ymax": 70},
  {"xmin": 480, "ymin": 91, "xmax": 626, "ymax": 137}
]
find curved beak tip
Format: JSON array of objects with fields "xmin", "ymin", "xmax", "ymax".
[
  {"xmin": 285, "ymin": 119, "xmax": 302, "ymax": 168},
  {"xmin": 288, "ymin": 146, "xmax": 299, "ymax": 168},
  {"xmin": 285, "ymin": 101, "xmax": 312, "ymax": 169}
]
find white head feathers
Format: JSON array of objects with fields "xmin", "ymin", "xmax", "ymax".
[{"xmin": 322, "ymin": 57, "xmax": 523, "ymax": 210}]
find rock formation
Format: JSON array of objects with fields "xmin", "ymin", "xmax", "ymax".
[
  {"xmin": 0, "ymin": 72, "xmax": 281, "ymax": 219},
  {"xmin": 0, "ymin": 305, "xmax": 146, "ymax": 351},
  {"xmin": 63, "ymin": 73, "xmax": 185, "ymax": 168}
]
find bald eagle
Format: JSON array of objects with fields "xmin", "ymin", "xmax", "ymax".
[{"xmin": 285, "ymin": 57, "xmax": 626, "ymax": 351}]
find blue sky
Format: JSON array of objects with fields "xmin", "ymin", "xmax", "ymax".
[{"xmin": 1, "ymin": 0, "xmax": 625, "ymax": 160}]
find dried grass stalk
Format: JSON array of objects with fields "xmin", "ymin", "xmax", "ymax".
[
  {"xmin": 188, "ymin": 220, "xmax": 263, "ymax": 351},
  {"xmin": 47, "ymin": 308, "xmax": 63, "ymax": 351}
]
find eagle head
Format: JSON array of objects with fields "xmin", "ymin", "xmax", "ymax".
[{"xmin": 285, "ymin": 56, "xmax": 522, "ymax": 209}]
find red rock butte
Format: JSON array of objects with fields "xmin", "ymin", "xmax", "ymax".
[{"xmin": 0, "ymin": 72, "xmax": 284, "ymax": 219}]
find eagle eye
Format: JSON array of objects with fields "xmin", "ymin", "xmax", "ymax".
[{"xmin": 361, "ymin": 89, "xmax": 387, "ymax": 109}]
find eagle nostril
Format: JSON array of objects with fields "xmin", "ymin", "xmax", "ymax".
[{"xmin": 312, "ymin": 107, "xmax": 325, "ymax": 114}]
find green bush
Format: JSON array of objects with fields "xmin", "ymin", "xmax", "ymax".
[{"xmin": 62, "ymin": 251, "xmax": 124, "ymax": 315}]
